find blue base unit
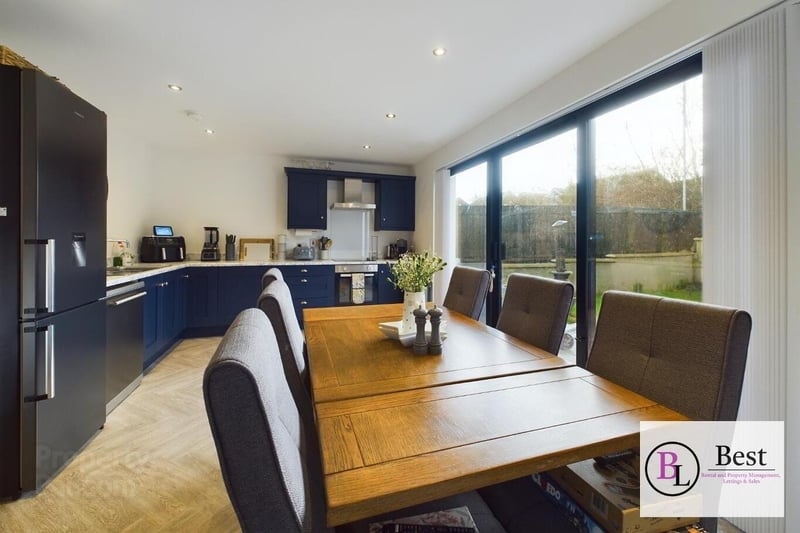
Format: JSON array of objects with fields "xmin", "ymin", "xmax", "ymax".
[
  {"xmin": 279, "ymin": 265, "xmax": 335, "ymax": 326},
  {"xmin": 143, "ymin": 270, "xmax": 187, "ymax": 370},
  {"xmin": 376, "ymin": 263, "xmax": 403, "ymax": 304}
]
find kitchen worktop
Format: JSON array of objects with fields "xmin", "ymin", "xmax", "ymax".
[{"xmin": 105, "ymin": 259, "xmax": 395, "ymax": 287}]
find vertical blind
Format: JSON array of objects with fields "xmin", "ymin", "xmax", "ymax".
[{"xmin": 703, "ymin": 4, "xmax": 788, "ymax": 532}]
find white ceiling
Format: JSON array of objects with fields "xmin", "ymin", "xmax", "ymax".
[{"xmin": 0, "ymin": 0, "xmax": 671, "ymax": 166}]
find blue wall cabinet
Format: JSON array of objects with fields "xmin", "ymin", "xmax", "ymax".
[
  {"xmin": 286, "ymin": 167, "xmax": 415, "ymax": 232},
  {"xmin": 287, "ymin": 171, "xmax": 328, "ymax": 229},
  {"xmin": 375, "ymin": 178, "xmax": 415, "ymax": 231}
]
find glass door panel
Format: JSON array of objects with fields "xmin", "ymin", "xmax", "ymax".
[
  {"xmin": 452, "ymin": 163, "xmax": 488, "ymax": 318},
  {"xmin": 593, "ymin": 74, "xmax": 703, "ymax": 315},
  {"xmin": 500, "ymin": 129, "xmax": 578, "ymax": 358}
]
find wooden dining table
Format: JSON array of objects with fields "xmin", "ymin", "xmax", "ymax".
[
  {"xmin": 304, "ymin": 304, "xmax": 688, "ymax": 527},
  {"xmin": 304, "ymin": 303, "xmax": 574, "ymax": 403}
]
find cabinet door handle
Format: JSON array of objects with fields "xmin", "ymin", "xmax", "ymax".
[
  {"xmin": 320, "ymin": 216, "xmax": 324, "ymax": 220},
  {"xmin": 112, "ymin": 291, "xmax": 147, "ymax": 305},
  {"xmin": 300, "ymin": 278, "xmax": 308, "ymax": 283},
  {"xmin": 300, "ymin": 268, "xmax": 308, "ymax": 273},
  {"xmin": 299, "ymin": 300, "xmax": 308, "ymax": 305},
  {"xmin": 182, "ymin": 274, "xmax": 189, "ymax": 279}
]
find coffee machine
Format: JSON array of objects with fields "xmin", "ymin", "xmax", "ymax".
[{"xmin": 201, "ymin": 226, "xmax": 221, "ymax": 261}]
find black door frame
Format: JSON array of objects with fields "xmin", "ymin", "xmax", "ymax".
[{"xmin": 450, "ymin": 53, "xmax": 702, "ymax": 367}]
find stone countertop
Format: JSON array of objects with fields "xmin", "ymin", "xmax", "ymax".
[{"xmin": 106, "ymin": 259, "xmax": 396, "ymax": 287}]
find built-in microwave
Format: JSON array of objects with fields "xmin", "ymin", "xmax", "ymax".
[{"xmin": 334, "ymin": 264, "xmax": 378, "ymax": 305}]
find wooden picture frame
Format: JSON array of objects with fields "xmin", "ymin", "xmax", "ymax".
[{"xmin": 238, "ymin": 238, "xmax": 275, "ymax": 261}]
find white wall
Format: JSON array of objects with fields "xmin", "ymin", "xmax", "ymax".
[
  {"xmin": 146, "ymin": 151, "xmax": 289, "ymax": 256},
  {"xmin": 106, "ymin": 123, "xmax": 155, "ymax": 258},
  {"xmin": 145, "ymin": 151, "xmax": 412, "ymax": 258}
]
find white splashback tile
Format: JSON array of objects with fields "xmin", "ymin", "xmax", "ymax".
[{"xmin": 328, "ymin": 209, "xmax": 368, "ymax": 260}]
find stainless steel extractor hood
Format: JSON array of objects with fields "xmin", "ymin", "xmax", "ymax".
[{"xmin": 330, "ymin": 178, "xmax": 376, "ymax": 210}]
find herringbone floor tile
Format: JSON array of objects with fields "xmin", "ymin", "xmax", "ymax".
[{"xmin": 0, "ymin": 338, "xmax": 239, "ymax": 533}]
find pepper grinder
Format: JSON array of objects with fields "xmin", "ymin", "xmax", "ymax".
[
  {"xmin": 428, "ymin": 305, "xmax": 443, "ymax": 355},
  {"xmin": 412, "ymin": 305, "xmax": 429, "ymax": 355}
]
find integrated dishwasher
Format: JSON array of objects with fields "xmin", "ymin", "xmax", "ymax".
[{"xmin": 105, "ymin": 280, "xmax": 146, "ymax": 414}]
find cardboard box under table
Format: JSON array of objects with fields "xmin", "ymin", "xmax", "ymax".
[{"xmin": 549, "ymin": 458, "xmax": 698, "ymax": 533}]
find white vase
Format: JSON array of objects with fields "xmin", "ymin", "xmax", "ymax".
[{"xmin": 401, "ymin": 291, "xmax": 426, "ymax": 334}]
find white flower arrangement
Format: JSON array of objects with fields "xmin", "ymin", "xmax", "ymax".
[{"xmin": 389, "ymin": 251, "xmax": 446, "ymax": 293}]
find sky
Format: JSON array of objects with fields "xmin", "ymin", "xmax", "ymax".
[{"xmin": 454, "ymin": 74, "xmax": 703, "ymax": 204}]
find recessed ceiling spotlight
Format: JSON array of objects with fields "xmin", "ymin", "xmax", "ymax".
[
  {"xmin": 205, "ymin": 128, "xmax": 215, "ymax": 135},
  {"xmin": 432, "ymin": 47, "xmax": 447, "ymax": 57},
  {"xmin": 362, "ymin": 144, "xmax": 372, "ymax": 150},
  {"xmin": 167, "ymin": 84, "xmax": 183, "ymax": 92},
  {"xmin": 385, "ymin": 113, "xmax": 396, "ymax": 119}
]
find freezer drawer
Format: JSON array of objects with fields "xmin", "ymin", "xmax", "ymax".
[{"xmin": 19, "ymin": 299, "xmax": 105, "ymax": 492}]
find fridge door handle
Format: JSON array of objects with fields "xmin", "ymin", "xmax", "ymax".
[
  {"xmin": 45, "ymin": 238, "xmax": 56, "ymax": 312},
  {"xmin": 22, "ymin": 324, "xmax": 55, "ymax": 402},
  {"xmin": 44, "ymin": 325, "xmax": 55, "ymax": 399}
]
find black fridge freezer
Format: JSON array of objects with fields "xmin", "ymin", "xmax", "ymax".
[{"xmin": 0, "ymin": 65, "xmax": 107, "ymax": 498}]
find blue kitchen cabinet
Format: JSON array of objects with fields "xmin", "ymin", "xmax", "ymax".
[
  {"xmin": 217, "ymin": 266, "xmax": 266, "ymax": 325},
  {"xmin": 278, "ymin": 264, "xmax": 335, "ymax": 326},
  {"xmin": 173, "ymin": 270, "xmax": 189, "ymax": 337},
  {"xmin": 143, "ymin": 270, "xmax": 183, "ymax": 370},
  {"xmin": 185, "ymin": 267, "xmax": 220, "ymax": 331},
  {"xmin": 377, "ymin": 263, "xmax": 403, "ymax": 304},
  {"xmin": 142, "ymin": 276, "xmax": 159, "ymax": 358},
  {"xmin": 287, "ymin": 170, "xmax": 328, "ymax": 230},
  {"xmin": 375, "ymin": 178, "xmax": 415, "ymax": 231},
  {"xmin": 180, "ymin": 264, "xmax": 335, "ymax": 334}
]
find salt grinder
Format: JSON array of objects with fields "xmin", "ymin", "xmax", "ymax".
[
  {"xmin": 412, "ymin": 306, "xmax": 429, "ymax": 355},
  {"xmin": 428, "ymin": 306, "xmax": 443, "ymax": 355}
]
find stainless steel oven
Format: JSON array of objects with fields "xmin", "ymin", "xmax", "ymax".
[{"xmin": 334, "ymin": 264, "xmax": 378, "ymax": 305}]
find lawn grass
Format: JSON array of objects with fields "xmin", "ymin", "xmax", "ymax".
[{"xmin": 567, "ymin": 284, "xmax": 702, "ymax": 323}]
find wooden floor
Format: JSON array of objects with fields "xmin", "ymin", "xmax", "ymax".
[{"xmin": 0, "ymin": 338, "xmax": 239, "ymax": 532}]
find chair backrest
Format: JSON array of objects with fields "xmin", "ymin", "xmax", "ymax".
[
  {"xmin": 443, "ymin": 266, "xmax": 491, "ymax": 320},
  {"xmin": 495, "ymin": 274, "xmax": 574, "ymax": 355},
  {"xmin": 203, "ymin": 309, "xmax": 328, "ymax": 533},
  {"xmin": 257, "ymin": 280, "xmax": 310, "ymax": 412},
  {"xmin": 586, "ymin": 290, "xmax": 752, "ymax": 421},
  {"xmin": 261, "ymin": 267, "xmax": 285, "ymax": 290}
]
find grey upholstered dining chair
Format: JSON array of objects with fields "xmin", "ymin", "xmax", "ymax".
[
  {"xmin": 261, "ymin": 267, "xmax": 284, "ymax": 290},
  {"xmin": 479, "ymin": 292, "xmax": 752, "ymax": 532},
  {"xmin": 203, "ymin": 309, "xmax": 506, "ymax": 533},
  {"xmin": 586, "ymin": 290, "xmax": 752, "ymax": 421},
  {"xmin": 256, "ymin": 279, "xmax": 311, "ymax": 417},
  {"xmin": 495, "ymin": 274, "xmax": 574, "ymax": 355},
  {"xmin": 443, "ymin": 265, "xmax": 492, "ymax": 320}
]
